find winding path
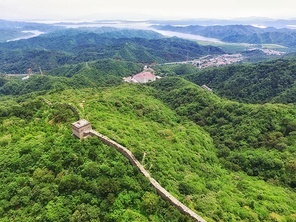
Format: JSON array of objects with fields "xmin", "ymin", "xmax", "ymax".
[{"xmin": 88, "ymin": 129, "xmax": 206, "ymax": 222}]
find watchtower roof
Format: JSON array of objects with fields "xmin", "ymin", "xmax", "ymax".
[{"xmin": 72, "ymin": 119, "xmax": 90, "ymax": 128}]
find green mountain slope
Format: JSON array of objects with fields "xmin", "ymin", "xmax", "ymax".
[
  {"xmin": 0, "ymin": 33, "xmax": 224, "ymax": 73},
  {"xmin": 43, "ymin": 27, "xmax": 164, "ymax": 39},
  {"xmin": 0, "ymin": 29, "xmax": 32, "ymax": 43},
  {"xmin": 153, "ymin": 24, "xmax": 296, "ymax": 47},
  {"xmin": 0, "ymin": 59, "xmax": 142, "ymax": 95},
  {"xmin": 272, "ymin": 81, "xmax": 296, "ymax": 103},
  {"xmin": 182, "ymin": 58, "xmax": 296, "ymax": 103},
  {"xmin": 0, "ymin": 83, "xmax": 295, "ymax": 221},
  {"xmin": 150, "ymin": 77, "xmax": 296, "ymax": 189}
]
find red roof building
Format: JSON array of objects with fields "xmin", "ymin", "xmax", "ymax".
[{"xmin": 132, "ymin": 72, "xmax": 156, "ymax": 83}]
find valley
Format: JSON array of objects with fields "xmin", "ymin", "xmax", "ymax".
[
  {"xmin": 7, "ymin": 30, "xmax": 45, "ymax": 42},
  {"xmin": 0, "ymin": 18, "xmax": 295, "ymax": 222},
  {"xmin": 160, "ymin": 54, "xmax": 244, "ymax": 68}
]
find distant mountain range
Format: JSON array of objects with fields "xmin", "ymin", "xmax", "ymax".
[
  {"xmin": 0, "ymin": 19, "xmax": 61, "ymax": 43},
  {"xmin": 0, "ymin": 29, "xmax": 224, "ymax": 73},
  {"xmin": 149, "ymin": 17, "xmax": 296, "ymax": 29},
  {"xmin": 2, "ymin": 18, "xmax": 296, "ymax": 47},
  {"xmin": 1, "ymin": 18, "xmax": 296, "ymax": 74},
  {"xmin": 0, "ymin": 19, "xmax": 59, "ymax": 32},
  {"xmin": 152, "ymin": 24, "xmax": 296, "ymax": 47}
]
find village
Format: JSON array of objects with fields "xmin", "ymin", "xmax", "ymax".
[
  {"xmin": 193, "ymin": 54, "xmax": 244, "ymax": 68},
  {"xmin": 160, "ymin": 53, "xmax": 244, "ymax": 69},
  {"xmin": 122, "ymin": 54, "xmax": 244, "ymax": 84},
  {"xmin": 246, "ymin": 47, "xmax": 286, "ymax": 56},
  {"xmin": 122, "ymin": 65, "xmax": 213, "ymax": 93},
  {"xmin": 156, "ymin": 48, "xmax": 285, "ymax": 70}
]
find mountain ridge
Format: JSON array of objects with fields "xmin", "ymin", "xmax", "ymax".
[
  {"xmin": 0, "ymin": 32, "xmax": 224, "ymax": 73},
  {"xmin": 0, "ymin": 82, "xmax": 295, "ymax": 221},
  {"xmin": 152, "ymin": 24, "xmax": 296, "ymax": 47}
]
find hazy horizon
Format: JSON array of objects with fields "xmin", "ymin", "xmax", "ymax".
[{"xmin": 1, "ymin": 0, "xmax": 296, "ymax": 22}]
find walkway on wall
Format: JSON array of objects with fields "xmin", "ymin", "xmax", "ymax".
[{"xmin": 89, "ymin": 129, "xmax": 206, "ymax": 222}]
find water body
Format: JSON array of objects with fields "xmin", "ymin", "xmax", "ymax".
[
  {"xmin": 287, "ymin": 25, "xmax": 296, "ymax": 29},
  {"xmin": 7, "ymin": 30, "xmax": 45, "ymax": 42},
  {"xmin": 55, "ymin": 21, "xmax": 223, "ymax": 43},
  {"xmin": 6, "ymin": 21, "xmax": 222, "ymax": 44},
  {"xmin": 151, "ymin": 29, "xmax": 222, "ymax": 43}
]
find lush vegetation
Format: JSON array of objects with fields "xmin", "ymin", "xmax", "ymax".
[
  {"xmin": 0, "ymin": 32, "xmax": 223, "ymax": 73},
  {"xmin": 0, "ymin": 20, "xmax": 296, "ymax": 221},
  {"xmin": 0, "ymin": 59, "xmax": 142, "ymax": 95},
  {"xmin": 155, "ymin": 58, "xmax": 296, "ymax": 104},
  {"xmin": 0, "ymin": 97, "xmax": 190, "ymax": 221},
  {"xmin": 0, "ymin": 78, "xmax": 295, "ymax": 221},
  {"xmin": 150, "ymin": 77, "xmax": 296, "ymax": 189},
  {"xmin": 153, "ymin": 24, "xmax": 296, "ymax": 48}
]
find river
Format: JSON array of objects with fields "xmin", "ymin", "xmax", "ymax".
[
  {"xmin": 7, "ymin": 30, "xmax": 45, "ymax": 42},
  {"xmin": 151, "ymin": 29, "xmax": 222, "ymax": 43},
  {"xmin": 54, "ymin": 21, "xmax": 223, "ymax": 43},
  {"xmin": 6, "ymin": 21, "xmax": 222, "ymax": 44}
]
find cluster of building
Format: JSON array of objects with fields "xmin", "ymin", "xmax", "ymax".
[
  {"xmin": 160, "ymin": 54, "xmax": 244, "ymax": 69},
  {"xmin": 192, "ymin": 54, "xmax": 244, "ymax": 69},
  {"xmin": 246, "ymin": 48, "xmax": 286, "ymax": 56},
  {"xmin": 123, "ymin": 67, "xmax": 161, "ymax": 83}
]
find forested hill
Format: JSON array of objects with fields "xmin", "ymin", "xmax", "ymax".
[
  {"xmin": 152, "ymin": 24, "xmax": 296, "ymax": 47},
  {"xmin": 42, "ymin": 28, "xmax": 164, "ymax": 39},
  {"xmin": 182, "ymin": 58, "xmax": 296, "ymax": 104},
  {"xmin": 0, "ymin": 32, "xmax": 224, "ymax": 73},
  {"xmin": 0, "ymin": 59, "xmax": 143, "ymax": 95},
  {"xmin": 0, "ymin": 82, "xmax": 295, "ymax": 221},
  {"xmin": 1, "ymin": 20, "xmax": 295, "ymax": 221},
  {"xmin": 150, "ymin": 77, "xmax": 296, "ymax": 189},
  {"xmin": 0, "ymin": 20, "xmax": 59, "ymax": 43}
]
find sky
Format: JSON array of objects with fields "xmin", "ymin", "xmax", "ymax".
[{"xmin": 0, "ymin": 0, "xmax": 296, "ymax": 21}]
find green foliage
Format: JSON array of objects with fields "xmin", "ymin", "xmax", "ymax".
[
  {"xmin": 0, "ymin": 48, "xmax": 74, "ymax": 74},
  {"xmin": 173, "ymin": 64, "xmax": 197, "ymax": 76},
  {"xmin": 0, "ymin": 59, "xmax": 143, "ymax": 96},
  {"xmin": 0, "ymin": 80, "xmax": 295, "ymax": 221},
  {"xmin": 153, "ymin": 24, "xmax": 296, "ymax": 47},
  {"xmin": 0, "ymin": 32, "xmax": 224, "ymax": 73},
  {"xmin": 0, "ymin": 76, "xmax": 7, "ymax": 86},
  {"xmin": 151, "ymin": 77, "xmax": 296, "ymax": 188},
  {"xmin": 0, "ymin": 97, "xmax": 188, "ymax": 221},
  {"xmin": 184, "ymin": 58, "xmax": 296, "ymax": 103}
]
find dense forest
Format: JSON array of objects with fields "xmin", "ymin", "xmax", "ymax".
[
  {"xmin": 0, "ymin": 59, "xmax": 142, "ymax": 95},
  {"xmin": 0, "ymin": 21, "xmax": 295, "ymax": 221},
  {"xmin": 150, "ymin": 77, "xmax": 296, "ymax": 188},
  {"xmin": 155, "ymin": 58, "xmax": 296, "ymax": 104},
  {"xmin": 0, "ymin": 30, "xmax": 223, "ymax": 73},
  {"xmin": 0, "ymin": 95, "xmax": 190, "ymax": 221},
  {"xmin": 0, "ymin": 73, "xmax": 295, "ymax": 221}
]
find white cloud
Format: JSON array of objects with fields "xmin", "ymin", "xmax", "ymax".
[{"xmin": 0, "ymin": 0, "xmax": 295, "ymax": 21}]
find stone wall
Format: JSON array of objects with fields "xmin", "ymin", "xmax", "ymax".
[{"xmin": 89, "ymin": 130, "xmax": 206, "ymax": 222}]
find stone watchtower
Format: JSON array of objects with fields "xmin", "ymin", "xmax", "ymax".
[{"xmin": 71, "ymin": 119, "xmax": 92, "ymax": 139}]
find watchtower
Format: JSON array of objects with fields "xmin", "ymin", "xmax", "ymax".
[{"xmin": 71, "ymin": 119, "xmax": 92, "ymax": 139}]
